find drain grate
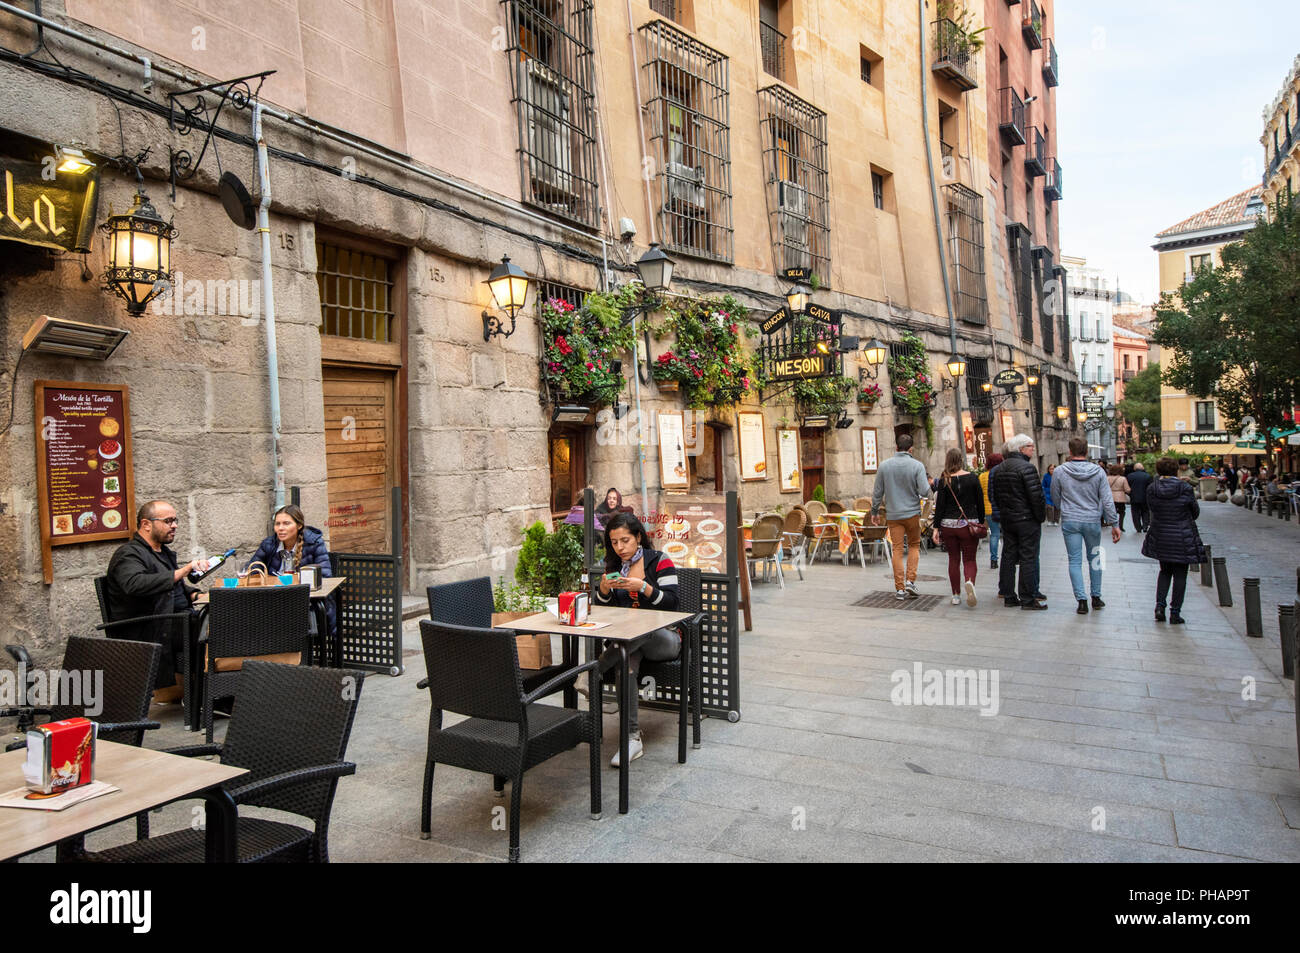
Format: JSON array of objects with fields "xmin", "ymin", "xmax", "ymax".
[{"xmin": 852, "ymin": 591, "xmax": 944, "ymax": 611}]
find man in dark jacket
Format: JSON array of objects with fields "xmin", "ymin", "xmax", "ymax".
[
  {"xmin": 1126, "ymin": 462, "xmax": 1153, "ymax": 532},
  {"xmin": 989, "ymin": 434, "xmax": 1047, "ymax": 609},
  {"xmin": 106, "ymin": 500, "xmax": 210, "ymax": 690}
]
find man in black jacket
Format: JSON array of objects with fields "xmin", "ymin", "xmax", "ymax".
[
  {"xmin": 1127, "ymin": 462, "xmax": 1153, "ymax": 533},
  {"xmin": 989, "ymin": 434, "xmax": 1047, "ymax": 609},
  {"xmin": 106, "ymin": 500, "xmax": 210, "ymax": 691}
]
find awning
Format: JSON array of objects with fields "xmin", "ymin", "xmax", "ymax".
[
  {"xmin": 1163, "ymin": 444, "xmax": 1267, "ymax": 456},
  {"xmin": 1270, "ymin": 425, "xmax": 1300, "ymax": 440}
]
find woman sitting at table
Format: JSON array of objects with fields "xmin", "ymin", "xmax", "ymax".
[
  {"xmin": 247, "ymin": 504, "xmax": 334, "ymax": 633},
  {"xmin": 593, "ymin": 512, "xmax": 680, "ymax": 767}
]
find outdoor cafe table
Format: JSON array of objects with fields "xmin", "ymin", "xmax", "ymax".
[
  {"xmin": 496, "ymin": 605, "xmax": 694, "ymax": 816},
  {"xmin": 195, "ymin": 576, "xmax": 346, "ymax": 667},
  {"xmin": 0, "ymin": 741, "xmax": 247, "ymax": 862}
]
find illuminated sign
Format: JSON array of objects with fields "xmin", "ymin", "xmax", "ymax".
[{"xmin": 768, "ymin": 353, "xmax": 830, "ymax": 382}]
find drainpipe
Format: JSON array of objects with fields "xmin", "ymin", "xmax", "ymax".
[
  {"xmin": 254, "ymin": 103, "xmax": 284, "ymax": 507},
  {"xmin": 919, "ymin": 0, "xmax": 964, "ymax": 440}
]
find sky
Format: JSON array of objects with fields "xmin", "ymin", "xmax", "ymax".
[{"xmin": 1055, "ymin": 0, "xmax": 1296, "ymax": 305}]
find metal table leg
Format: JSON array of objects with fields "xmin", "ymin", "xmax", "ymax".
[
  {"xmin": 618, "ymin": 644, "xmax": 630, "ymax": 815},
  {"xmin": 202, "ymin": 785, "xmax": 238, "ymax": 863}
]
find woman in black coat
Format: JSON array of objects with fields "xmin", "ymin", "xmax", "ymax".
[
  {"xmin": 1141, "ymin": 457, "xmax": 1205, "ymax": 624},
  {"xmin": 246, "ymin": 504, "xmax": 334, "ymax": 634}
]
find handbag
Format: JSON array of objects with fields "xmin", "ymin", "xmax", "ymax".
[
  {"xmin": 948, "ymin": 481, "xmax": 989, "ymax": 539},
  {"xmin": 238, "ymin": 561, "xmax": 273, "ymax": 587}
]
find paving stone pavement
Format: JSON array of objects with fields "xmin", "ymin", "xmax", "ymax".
[{"xmin": 17, "ymin": 500, "xmax": 1298, "ymax": 863}]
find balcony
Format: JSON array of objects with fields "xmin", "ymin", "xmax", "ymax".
[
  {"xmin": 1022, "ymin": 0, "xmax": 1043, "ymax": 50},
  {"xmin": 1043, "ymin": 37, "xmax": 1059, "ymax": 87},
  {"xmin": 1122, "ymin": 370, "xmax": 1136, "ymax": 382},
  {"xmin": 760, "ymin": 21, "xmax": 786, "ymax": 82},
  {"xmin": 1096, "ymin": 371, "xmax": 1112, "ymax": 384},
  {"xmin": 1043, "ymin": 157, "xmax": 1062, "ymax": 201},
  {"xmin": 931, "ymin": 18, "xmax": 979, "ymax": 91},
  {"xmin": 999, "ymin": 87, "xmax": 1025, "ymax": 146},
  {"xmin": 1078, "ymin": 328, "xmax": 1092, "ymax": 341},
  {"xmin": 1267, "ymin": 125, "xmax": 1297, "ymax": 180},
  {"xmin": 1024, "ymin": 126, "xmax": 1046, "ymax": 177}
]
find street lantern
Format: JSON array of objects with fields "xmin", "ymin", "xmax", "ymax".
[
  {"xmin": 981, "ymin": 381, "xmax": 992, "ymax": 393},
  {"xmin": 1104, "ymin": 405, "xmax": 1116, "ymax": 421},
  {"xmin": 784, "ymin": 282, "xmax": 812, "ymax": 313},
  {"xmin": 1056, "ymin": 405, "xmax": 1069, "ymax": 420},
  {"xmin": 946, "ymin": 354, "xmax": 966, "ymax": 378},
  {"xmin": 482, "ymin": 254, "xmax": 533, "ymax": 341},
  {"xmin": 1076, "ymin": 411, "xmax": 1088, "ymax": 423},
  {"xmin": 635, "ymin": 242, "xmax": 674, "ymax": 293},
  {"xmin": 101, "ymin": 190, "xmax": 176, "ymax": 316},
  {"xmin": 1026, "ymin": 367, "xmax": 1040, "ymax": 386},
  {"xmin": 1141, "ymin": 418, "xmax": 1149, "ymax": 428},
  {"xmin": 863, "ymin": 338, "xmax": 887, "ymax": 368}
]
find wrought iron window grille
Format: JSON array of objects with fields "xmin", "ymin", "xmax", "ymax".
[
  {"xmin": 943, "ymin": 183, "xmax": 987, "ymax": 325},
  {"xmin": 758, "ymin": 85, "xmax": 830, "ymax": 282}
]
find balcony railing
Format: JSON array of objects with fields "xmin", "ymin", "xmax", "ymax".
[
  {"xmin": 1025, "ymin": 126, "xmax": 1046, "ymax": 177},
  {"xmin": 1096, "ymin": 371, "xmax": 1112, "ymax": 384},
  {"xmin": 940, "ymin": 139, "xmax": 954, "ymax": 162},
  {"xmin": 1043, "ymin": 37, "xmax": 1059, "ymax": 87},
  {"xmin": 999, "ymin": 87, "xmax": 1025, "ymax": 146},
  {"xmin": 1022, "ymin": 0, "xmax": 1043, "ymax": 49},
  {"xmin": 1122, "ymin": 370, "xmax": 1136, "ymax": 382},
  {"xmin": 760, "ymin": 21, "xmax": 786, "ymax": 82},
  {"xmin": 1267, "ymin": 125, "xmax": 1297, "ymax": 181},
  {"xmin": 931, "ymin": 18, "xmax": 979, "ymax": 91},
  {"xmin": 1044, "ymin": 157, "xmax": 1062, "ymax": 201},
  {"xmin": 1078, "ymin": 328, "xmax": 1092, "ymax": 341}
]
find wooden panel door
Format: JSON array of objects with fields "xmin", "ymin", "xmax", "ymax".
[
  {"xmin": 800, "ymin": 428, "xmax": 825, "ymax": 503},
  {"xmin": 323, "ymin": 365, "xmax": 394, "ymax": 554}
]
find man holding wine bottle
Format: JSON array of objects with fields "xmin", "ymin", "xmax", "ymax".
[{"xmin": 105, "ymin": 500, "xmax": 212, "ymax": 695}]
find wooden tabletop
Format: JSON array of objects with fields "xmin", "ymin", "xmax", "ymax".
[
  {"xmin": 0, "ymin": 741, "xmax": 247, "ymax": 860},
  {"xmin": 195, "ymin": 575, "xmax": 346, "ymax": 605},
  {"xmin": 496, "ymin": 605, "xmax": 694, "ymax": 642}
]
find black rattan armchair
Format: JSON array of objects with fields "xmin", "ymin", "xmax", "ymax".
[
  {"xmin": 201, "ymin": 585, "xmax": 312, "ymax": 742},
  {"xmin": 418, "ymin": 620, "xmax": 602, "ymax": 863},
  {"xmin": 422, "ymin": 577, "xmax": 576, "ymax": 704},
  {"xmin": 94, "ymin": 574, "xmax": 200, "ymax": 730},
  {"xmin": 69, "ymin": 661, "xmax": 364, "ymax": 863},
  {"xmin": 638, "ymin": 566, "xmax": 706, "ymax": 763}
]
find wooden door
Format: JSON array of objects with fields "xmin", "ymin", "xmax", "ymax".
[
  {"xmin": 323, "ymin": 365, "xmax": 395, "ymax": 554},
  {"xmin": 800, "ymin": 428, "xmax": 825, "ymax": 503},
  {"xmin": 548, "ymin": 426, "xmax": 587, "ymax": 523}
]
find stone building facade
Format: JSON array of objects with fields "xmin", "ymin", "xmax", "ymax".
[{"xmin": 0, "ymin": 0, "xmax": 1076, "ymax": 662}]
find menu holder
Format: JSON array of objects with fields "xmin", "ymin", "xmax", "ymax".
[{"xmin": 299, "ymin": 565, "xmax": 320, "ymax": 590}]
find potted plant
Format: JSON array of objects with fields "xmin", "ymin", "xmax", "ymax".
[
  {"xmin": 888, "ymin": 331, "xmax": 939, "ymax": 446},
  {"xmin": 857, "ymin": 381, "xmax": 883, "ymax": 412},
  {"xmin": 793, "ymin": 375, "xmax": 858, "ymax": 418}
]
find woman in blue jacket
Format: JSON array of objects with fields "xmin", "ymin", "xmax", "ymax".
[
  {"xmin": 1041, "ymin": 464, "xmax": 1057, "ymax": 525},
  {"xmin": 247, "ymin": 504, "xmax": 334, "ymax": 634}
]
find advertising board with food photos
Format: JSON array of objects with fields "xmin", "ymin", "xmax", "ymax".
[
  {"xmin": 649, "ymin": 502, "xmax": 728, "ymax": 575},
  {"xmin": 34, "ymin": 381, "xmax": 134, "ymax": 583},
  {"xmin": 737, "ymin": 410, "xmax": 767, "ymax": 482}
]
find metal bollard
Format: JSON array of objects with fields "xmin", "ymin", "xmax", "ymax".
[
  {"xmin": 1200, "ymin": 545, "xmax": 1213, "ymax": 587},
  {"xmin": 1280, "ymin": 604, "xmax": 1296, "ymax": 679},
  {"xmin": 1213, "ymin": 556, "xmax": 1232, "ymax": 607},
  {"xmin": 1243, "ymin": 579, "xmax": 1262, "ymax": 637}
]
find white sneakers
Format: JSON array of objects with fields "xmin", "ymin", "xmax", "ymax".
[
  {"xmin": 951, "ymin": 594, "xmax": 961, "ymax": 605},
  {"xmin": 904, "ymin": 581, "xmax": 920, "ymax": 600},
  {"xmin": 964, "ymin": 580, "xmax": 978, "ymax": 607},
  {"xmin": 610, "ymin": 733, "xmax": 643, "ymax": 767},
  {"xmin": 896, "ymin": 589, "xmax": 906, "ymax": 601}
]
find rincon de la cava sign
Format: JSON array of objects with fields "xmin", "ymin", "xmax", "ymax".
[
  {"xmin": 768, "ymin": 353, "xmax": 831, "ymax": 382},
  {"xmin": 761, "ymin": 306, "xmax": 792, "ymax": 335}
]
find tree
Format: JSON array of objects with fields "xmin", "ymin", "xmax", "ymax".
[
  {"xmin": 1152, "ymin": 197, "xmax": 1300, "ymax": 467},
  {"xmin": 1117, "ymin": 361, "xmax": 1161, "ymax": 452}
]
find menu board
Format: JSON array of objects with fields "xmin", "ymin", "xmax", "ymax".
[
  {"xmin": 737, "ymin": 411, "xmax": 767, "ymax": 481},
  {"xmin": 658, "ymin": 411, "xmax": 689, "ymax": 489},
  {"xmin": 651, "ymin": 501, "xmax": 728, "ymax": 575},
  {"xmin": 777, "ymin": 428, "xmax": 801, "ymax": 493},
  {"xmin": 860, "ymin": 427, "xmax": 879, "ymax": 473},
  {"xmin": 34, "ymin": 381, "xmax": 135, "ymax": 583}
]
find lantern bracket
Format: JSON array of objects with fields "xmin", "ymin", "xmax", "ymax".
[{"xmin": 168, "ymin": 71, "xmax": 274, "ymax": 199}]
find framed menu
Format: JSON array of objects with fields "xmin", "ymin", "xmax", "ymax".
[
  {"xmin": 34, "ymin": 380, "xmax": 135, "ymax": 584},
  {"xmin": 860, "ymin": 427, "xmax": 879, "ymax": 473},
  {"xmin": 776, "ymin": 428, "xmax": 801, "ymax": 493},
  {"xmin": 737, "ymin": 411, "xmax": 767, "ymax": 482},
  {"xmin": 658, "ymin": 411, "xmax": 689, "ymax": 489}
]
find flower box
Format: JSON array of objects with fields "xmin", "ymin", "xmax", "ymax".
[{"xmin": 657, "ymin": 379, "xmax": 680, "ymax": 393}]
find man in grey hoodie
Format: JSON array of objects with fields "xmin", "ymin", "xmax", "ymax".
[{"xmin": 1053, "ymin": 436, "xmax": 1122, "ymax": 614}]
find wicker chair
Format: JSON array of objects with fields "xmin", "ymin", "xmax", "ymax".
[
  {"xmin": 827, "ymin": 500, "xmax": 845, "ymax": 514},
  {"xmin": 422, "ymin": 577, "xmax": 576, "ymax": 704},
  {"xmin": 801, "ymin": 500, "xmax": 835, "ymax": 563},
  {"xmin": 637, "ymin": 567, "xmax": 706, "ymax": 762},
  {"xmin": 69, "ymin": 661, "xmax": 364, "ymax": 863},
  {"xmin": 201, "ymin": 585, "xmax": 313, "ymax": 742},
  {"xmin": 747, "ymin": 518, "xmax": 785, "ymax": 588},
  {"xmin": 94, "ymin": 575, "xmax": 199, "ymax": 730},
  {"xmin": 853, "ymin": 496, "xmax": 872, "ymax": 511},
  {"xmin": 781, "ymin": 509, "xmax": 809, "ymax": 577},
  {"xmin": 418, "ymin": 620, "xmax": 603, "ymax": 862}
]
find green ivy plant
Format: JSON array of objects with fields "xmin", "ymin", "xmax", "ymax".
[
  {"xmin": 812, "ymin": 484, "xmax": 826, "ymax": 503},
  {"xmin": 792, "ymin": 375, "xmax": 857, "ymax": 416},
  {"xmin": 650, "ymin": 294, "xmax": 761, "ymax": 408},
  {"xmin": 887, "ymin": 331, "xmax": 937, "ymax": 415}
]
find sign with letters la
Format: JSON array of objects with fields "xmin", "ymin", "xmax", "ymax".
[{"xmin": 1, "ymin": 133, "xmax": 100, "ymax": 253}]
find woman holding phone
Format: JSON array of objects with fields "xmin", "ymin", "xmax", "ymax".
[{"xmin": 593, "ymin": 512, "xmax": 680, "ymax": 766}]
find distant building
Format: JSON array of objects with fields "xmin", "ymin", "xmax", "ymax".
[
  {"xmin": 1260, "ymin": 53, "xmax": 1300, "ymax": 210},
  {"xmin": 1060, "ymin": 255, "xmax": 1115, "ymax": 460},
  {"xmin": 1112, "ymin": 325, "xmax": 1150, "ymax": 460}
]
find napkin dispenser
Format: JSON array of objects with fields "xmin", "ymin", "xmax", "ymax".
[
  {"xmin": 557, "ymin": 591, "xmax": 589, "ymax": 626},
  {"xmin": 24, "ymin": 717, "xmax": 97, "ymax": 795}
]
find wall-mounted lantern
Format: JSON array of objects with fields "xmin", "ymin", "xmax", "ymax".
[
  {"xmin": 101, "ymin": 190, "xmax": 175, "ymax": 316},
  {"xmin": 482, "ymin": 255, "xmax": 533, "ymax": 342}
]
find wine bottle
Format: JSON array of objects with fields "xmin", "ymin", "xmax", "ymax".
[{"xmin": 188, "ymin": 548, "xmax": 236, "ymax": 584}]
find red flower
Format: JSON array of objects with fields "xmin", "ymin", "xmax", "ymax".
[
  {"xmin": 729, "ymin": 323, "xmax": 738, "ymax": 334},
  {"xmin": 693, "ymin": 368, "xmax": 704, "ymax": 379},
  {"xmin": 586, "ymin": 362, "xmax": 594, "ymax": 370}
]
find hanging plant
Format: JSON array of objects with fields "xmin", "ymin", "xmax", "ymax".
[
  {"xmin": 650, "ymin": 294, "xmax": 761, "ymax": 408},
  {"xmin": 793, "ymin": 374, "xmax": 857, "ymax": 416},
  {"xmin": 540, "ymin": 285, "xmax": 643, "ymax": 407},
  {"xmin": 887, "ymin": 331, "xmax": 938, "ymax": 416},
  {"xmin": 857, "ymin": 381, "xmax": 883, "ymax": 408}
]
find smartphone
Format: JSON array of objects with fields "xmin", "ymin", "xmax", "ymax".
[{"xmin": 604, "ymin": 572, "xmax": 622, "ymax": 581}]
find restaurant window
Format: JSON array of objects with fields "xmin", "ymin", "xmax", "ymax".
[
  {"xmin": 1122, "ymin": 353, "xmax": 1129, "ymax": 370},
  {"xmin": 1049, "ymin": 376, "xmax": 1063, "ymax": 429},
  {"xmin": 943, "ymin": 182, "xmax": 987, "ymax": 324},
  {"xmin": 1195, "ymin": 401, "xmax": 1215, "ymax": 431},
  {"xmin": 503, "ymin": 0, "xmax": 601, "ymax": 229},
  {"xmin": 1030, "ymin": 378, "xmax": 1044, "ymax": 429},
  {"xmin": 759, "ymin": 85, "xmax": 829, "ymax": 280},
  {"xmin": 1067, "ymin": 380, "xmax": 1078, "ymax": 431},
  {"xmin": 535, "ymin": 279, "xmax": 587, "ymax": 311},
  {"xmin": 641, "ymin": 19, "xmax": 733, "ymax": 263},
  {"xmin": 316, "ymin": 240, "xmax": 395, "ymax": 341}
]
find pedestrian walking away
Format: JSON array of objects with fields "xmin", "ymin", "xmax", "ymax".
[
  {"xmin": 932, "ymin": 448, "xmax": 986, "ymax": 607},
  {"xmin": 1107, "ymin": 465, "xmax": 1131, "ymax": 532},
  {"xmin": 1042, "ymin": 464, "xmax": 1057, "ymax": 526},
  {"xmin": 980, "ymin": 453, "xmax": 1004, "ymax": 570},
  {"xmin": 1127, "ymin": 462, "xmax": 1152, "ymax": 533},
  {"xmin": 1141, "ymin": 457, "xmax": 1207, "ymax": 625},
  {"xmin": 989, "ymin": 434, "xmax": 1047, "ymax": 609},
  {"xmin": 870, "ymin": 432, "xmax": 933, "ymax": 601},
  {"xmin": 1053, "ymin": 437, "xmax": 1122, "ymax": 614}
]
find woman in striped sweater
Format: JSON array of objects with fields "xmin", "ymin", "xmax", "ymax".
[{"xmin": 594, "ymin": 512, "xmax": 680, "ymax": 766}]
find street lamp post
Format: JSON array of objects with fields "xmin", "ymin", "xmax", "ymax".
[{"xmin": 625, "ymin": 243, "xmax": 676, "ymax": 517}]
